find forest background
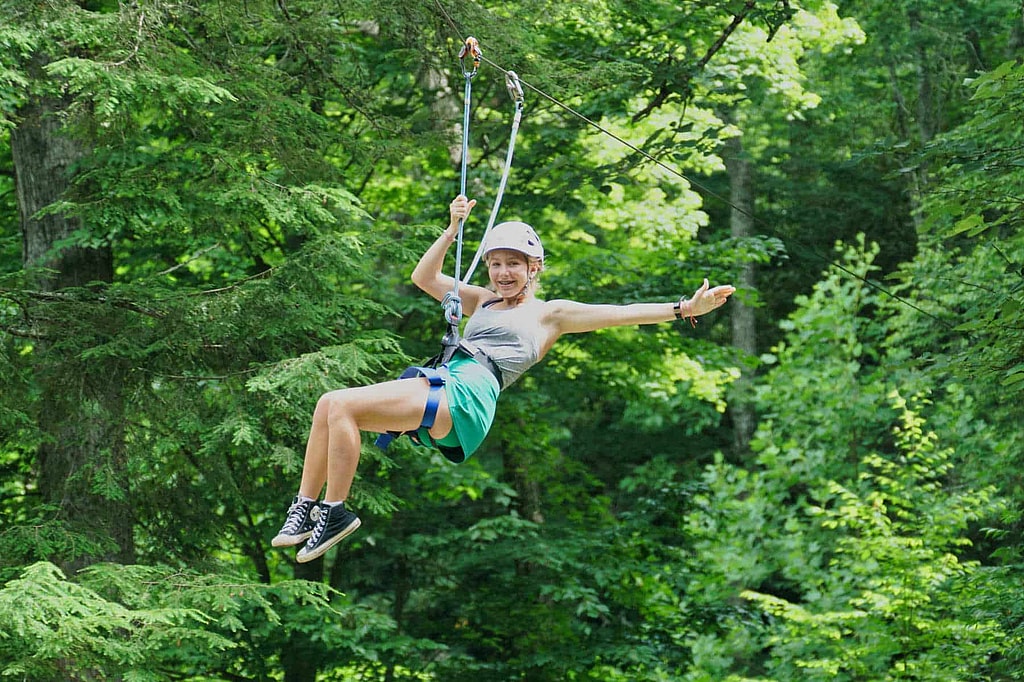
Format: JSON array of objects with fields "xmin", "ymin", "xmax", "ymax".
[{"xmin": 0, "ymin": 1, "xmax": 1022, "ymax": 680}]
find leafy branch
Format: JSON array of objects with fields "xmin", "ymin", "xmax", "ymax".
[{"xmin": 632, "ymin": 0, "xmax": 757, "ymax": 122}]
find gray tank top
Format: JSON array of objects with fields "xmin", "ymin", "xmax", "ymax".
[{"xmin": 463, "ymin": 299, "xmax": 546, "ymax": 388}]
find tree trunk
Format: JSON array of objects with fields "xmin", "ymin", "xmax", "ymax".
[
  {"xmin": 11, "ymin": 57, "xmax": 130, "ymax": 568},
  {"xmin": 284, "ymin": 560, "xmax": 324, "ymax": 682},
  {"xmin": 503, "ymin": 443, "xmax": 544, "ymax": 526},
  {"xmin": 14, "ymin": 95, "xmax": 111, "ymax": 287},
  {"xmin": 724, "ymin": 134, "xmax": 757, "ymax": 453},
  {"xmin": 500, "ymin": 417, "xmax": 544, "ymax": 585},
  {"xmin": 909, "ymin": 9, "xmax": 935, "ymax": 146},
  {"xmin": 891, "ymin": 8, "xmax": 936, "ymax": 233},
  {"xmin": 499, "ymin": 425, "xmax": 544, "ymax": 666},
  {"xmin": 1010, "ymin": 4, "xmax": 1024, "ymax": 54}
]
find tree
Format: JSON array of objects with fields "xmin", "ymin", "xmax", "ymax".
[
  {"xmin": 682, "ymin": 242, "xmax": 1012, "ymax": 680},
  {"xmin": 8, "ymin": 7, "xmax": 128, "ymax": 567},
  {"xmin": 882, "ymin": 29, "xmax": 1024, "ymax": 675},
  {"xmin": 1, "ymin": 1, "xmax": 411, "ymax": 677}
]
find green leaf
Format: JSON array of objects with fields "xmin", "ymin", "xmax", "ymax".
[
  {"xmin": 948, "ymin": 213, "xmax": 985, "ymax": 237},
  {"xmin": 1002, "ymin": 364, "xmax": 1024, "ymax": 386}
]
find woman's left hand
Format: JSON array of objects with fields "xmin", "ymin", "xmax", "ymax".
[{"xmin": 688, "ymin": 278, "xmax": 736, "ymax": 317}]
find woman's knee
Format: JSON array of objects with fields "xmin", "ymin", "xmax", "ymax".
[{"xmin": 314, "ymin": 389, "xmax": 354, "ymax": 425}]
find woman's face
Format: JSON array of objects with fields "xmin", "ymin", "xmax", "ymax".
[{"xmin": 487, "ymin": 249, "xmax": 536, "ymax": 298}]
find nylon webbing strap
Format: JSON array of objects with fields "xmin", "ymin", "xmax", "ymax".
[
  {"xmin": 464, "ymin": 70, "xmax": 525, "ymax": 283},
  {"xmin": 373, "ymin": 364, "xmax": 449, "ymax": 451},
  {"xmin": 445, "ymin": 37, "xmax": 481, "ymax": 330}
]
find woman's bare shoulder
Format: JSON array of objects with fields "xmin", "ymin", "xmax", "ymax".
[{"xmin": 461, "ymin": 284, "xmax": 501, "ymax": 316}]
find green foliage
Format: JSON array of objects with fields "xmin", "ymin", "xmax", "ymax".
[
  {"xmin": 0, "ymin": 560, "xmax": 413, "ymax": 681},
  {"xmin": 744, "ymin": 394, "xmax": 1003, "ymax": 681},
  {"xmin": 0, "ymin": 562, "xmax": 235, "ymax": 679},
  {"xmin": 911, "ymin": 57, "xmax": 1024, "ymax": 394},
  {"xmin": 680, "ymin": 244, "xmax": 1012, "ymax": 681}
]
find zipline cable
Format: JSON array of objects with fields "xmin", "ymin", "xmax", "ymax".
[
  {"xmin": 431, "ymin": 2, "xmax": 950, "ymax": 328},
  {"xmin": 480, "ymin": 54, "xmax": 747, "ymax": 221}
]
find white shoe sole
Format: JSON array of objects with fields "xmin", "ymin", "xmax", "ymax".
[
  {"xmin": 271, "ymin": 530, "xmax": 313, "ymax": 548},
  {"xmin": 295, "ymin": 518, "xmax": 362, "ymax": 563}
]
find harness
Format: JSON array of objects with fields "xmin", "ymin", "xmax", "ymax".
[
  {"xmin": 372, "ymin": 339, "xmax": 503, "ymax": 451},
  {"xmin": 375, "ymin": 37, "xmax": 521, "ymax": 453}
]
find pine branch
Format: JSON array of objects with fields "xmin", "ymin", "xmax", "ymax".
[
  {"xmin": 0, "ymin": 326, "xmax": 50, "ymax": 341},
  {"xmin": 153, "ymin": 243, "xmax": 223, "ymax": 277},
  {"xmin": 0, "ymin": 287, "xmax": 167, "ymax": 319},
  {"xmin": 131, "ymin": 366, "xmax": 262, "ymax": 381},
  {"xmin": 102, "ymin": 7, "xmax": 147, "ymax": 68}
]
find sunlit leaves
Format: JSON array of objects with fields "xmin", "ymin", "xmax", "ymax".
[{"xmin": 683, "ymin": 250, "xmax": 1009, "ymax": 679}]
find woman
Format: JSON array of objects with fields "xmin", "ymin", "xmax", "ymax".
[{"xmin": 273, "ymin": 195, "xmax": 736, "ymax": 562}]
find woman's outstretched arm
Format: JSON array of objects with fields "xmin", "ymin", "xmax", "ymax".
[{"xmin": 543, "ymin": 278, "xmax": 736, "ymax": 336}]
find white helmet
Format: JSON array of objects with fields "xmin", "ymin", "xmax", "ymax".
[{"xmin": 483, "ymin": 221, "xmax": 544, "ymax": 261}]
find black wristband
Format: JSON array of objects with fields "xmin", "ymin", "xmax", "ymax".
[
  {"xmin": 674, "ymin": 296, "xmax": 697, "ymax": 327},
  {"xmin": 673, "ymin": 297, "xmax": 686, "ymax": 320}
]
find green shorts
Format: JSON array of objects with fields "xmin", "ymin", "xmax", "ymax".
[{"xmin": 434, "ymin": 352, "xmax": 500, "ymax": 463}]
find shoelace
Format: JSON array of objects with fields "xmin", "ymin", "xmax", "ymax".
[
  {"xmin": 306, "ymin": 506, "xmax": 330, "ymax": 545},
  {"xmin": 282, "ymin": 502, "xmax": 317, "ymax": 534}
]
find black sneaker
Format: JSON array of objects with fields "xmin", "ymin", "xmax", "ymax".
[
  {"xmin": 295, "ymin": 501, "xmax": 361, "ymax": 563},
  {"xmin": 271, "ymin": 496, "xmax": 321, "ymax": 547}
]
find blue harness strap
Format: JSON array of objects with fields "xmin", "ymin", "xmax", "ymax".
[{"xmin": 374, "ymin": 363, "xmax": 450, "ymax": 451}]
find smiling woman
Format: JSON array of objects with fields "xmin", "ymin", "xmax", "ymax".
[{"xmin": 271, "ymin": 194, "xmax": 736, "ymax": 562}]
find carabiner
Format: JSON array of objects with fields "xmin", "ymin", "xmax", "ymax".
[
  {"xmin": 458, "ymin": 36, "xmax": 482, "ymax": 78},
  {"xmin": 505, "ymin": 70, "xmax": 524, "ymax": 104},
  {"xmin": 442, "ymin": 291, "xmax": 463, "ymax": 326}
]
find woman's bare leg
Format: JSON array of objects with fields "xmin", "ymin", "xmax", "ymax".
[
  {"xmin": 273, "ymin": 376, "xmax": 453, "ymax": 553},
  {"xmin": 296, "ymin": 377, "xmax": 454, "ymax": 502},
  {"xmin": 296, "ymin": 417, "xmax": 329, "ymax": 499}
]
